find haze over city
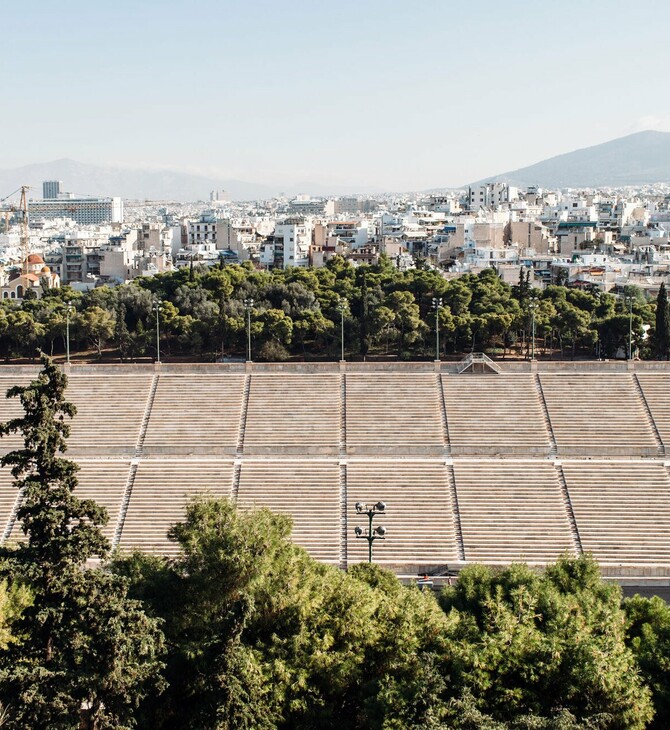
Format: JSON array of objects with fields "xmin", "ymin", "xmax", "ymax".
[{"xmin": 3, "ymin": 0, "xmax": 670, "ymax": 191}]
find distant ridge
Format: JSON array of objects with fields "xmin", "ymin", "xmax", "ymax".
[
  {"xmin": 471, "ymin": 130, "xmax": 670, "ymax": 189},
  {"xmin": 0, "ymin": 159, "xmax": 382, "ymax": 202}
]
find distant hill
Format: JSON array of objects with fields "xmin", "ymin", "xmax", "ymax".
[
  {"xmin": 0, "ymin": 159, "xmax": 381, "ymax": 202},
  {"xmin": 471, "ymin": 130, "xmax": 670, "ymax": 189}
]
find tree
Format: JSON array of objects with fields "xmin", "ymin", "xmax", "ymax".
[
  {"xmin": 625, "ymin": 594, "xmax": 670, "ymax": 728},
  {"xmin": 0, "ymin": 355, "xmax": 165, "ymax": 729},
  {"xmin": 655, "ymin": 283, "xmax": 670, "ymax": 360},
  {"xmin": 77, "ymin": 305, "xmax": 116, "ymax": 358},
  {"xmin": 438, "ymin": 557, "xmax": 653, "ymax": 729},
  {"xmin": 115, "ymin": 498, "xmax": 454, "ymax": 730}
]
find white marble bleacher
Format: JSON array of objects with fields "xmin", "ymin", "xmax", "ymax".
[
  {"xmin": 237, "ymin": 459, "xmax": 340, "ymax": 563},
  {"xmin": 243, "ymin": 374, "xmax": 340, "ymax": 455},
  {"xmin": 562, "ymin": 460, "xmax": 670, "ymax": 566},
  {"xmin": 453, "ymin": 460, "xmax": 575, "ymax": 563},
  {"xmin": 65, "ymin": 375, "xmax": 152, "ymax": 455},
  {"xmin": 0, "ymin": 465, "xmax": 18, "ymax": 543},
  {"xmin": 143, "ymin": 375, "xmax": 245, "ymax": 455},
  {"xmin": 442, "ymin": 374, "xmax": 551, "ymax": 455},
  {"xmin": 346, "ymin": 460, "xmax": 457, "ymax": 567},
  {"xmin": 345, "ymin": 373, "xmax": 445, "ymax": 454},
  {"xmin": 118, "ymin": 460, "xmax": 234, "ymax": 555},
  {"xmin": 539, "ymin": 374, "xmax": 658, "ymax": 456}
]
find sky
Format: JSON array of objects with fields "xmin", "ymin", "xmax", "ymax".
[{"xmin": 2, "ymin": 0, "xmax": 670, "ymax": 191}]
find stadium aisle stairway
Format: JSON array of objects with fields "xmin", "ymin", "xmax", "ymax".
[{"xmin": 636, "ymin": 374, "xmax": 670, "ymax": 452}]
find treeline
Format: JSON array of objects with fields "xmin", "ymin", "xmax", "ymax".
[
  {"xmin": 1, "ymin": 256, "xmax": 667, "ymax": 361},
  {"xmin": 2, "ymin": 359, "xmax": 670, "ymax": 729}
]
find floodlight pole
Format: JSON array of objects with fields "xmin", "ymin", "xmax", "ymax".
[
  {"xmin": 338, "ymin": 298, "xmax": 347, "ymax": 361},
  {"xmin": 65, "ymin": 301, "xmax": 73, "ymax": 365},
  {"xmin": 432, "ymin": 297, "xmax": 442, "ymax": 361},
  {"xmin": 244, "ymin": 298, "xmax": 254, "ymax": 362},
  {"xmin": 529, "ymin": 297, "xmax": 538, "ymax": 361},
  {"xmin": 627, "ymin": 295, "xmax": 633, "ymax": 360},
  {"xmin": 354, "ymin": 501, "xmax": 386, "ymax": 563},
  {"xmin": 153, "ymin": 298, "xmax": 162, "ymax": 363}
]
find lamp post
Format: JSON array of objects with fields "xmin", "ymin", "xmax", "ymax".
[
  {"xmin": 626, "ymin": 294, "xmax": 633, "ymax": 360},
  {"xmin": 153, "ymin": 298, "xmax": 163, "ymax": 363},
  {"xmin": 65, "ymin": 301, "xmax": 74, "ymax": 365},
  {"xmin": 432, "ymin": 297, "xmax": 442, "ymax": 361},
  {"xmin": 337, "ymin": 297, "xmax": 347, "ymax": 361},
  {"xmin": 243, "ymin": 297, "xmax": 254, "ymax": 362},
  {"xmin": 354, "ymin": 501, "xmax": 387, "ymax": 564},
  {"xmin": 529, "ymin": 296, "xmax": 539, "ymax": 361}
]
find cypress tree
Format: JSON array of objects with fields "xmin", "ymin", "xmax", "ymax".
[
  {"xmin": 0, "ymin": 354, "xmax": 164, "ymax": 729},
  {"xmin": 655, "ymin": 283, "xmax": 670, "ymax": 360}
]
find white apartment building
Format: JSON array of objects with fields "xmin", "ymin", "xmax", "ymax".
[
  {"xmin": 468, "ymin": 183, "xmax": 519, "ymax": 210},
  {"xmin": 261, "ymin": 220, "xmax": 313, "ymax": 268},
  {"xmin": 28, "ymin": 197, "xmax": 124, "ymax": 225}
]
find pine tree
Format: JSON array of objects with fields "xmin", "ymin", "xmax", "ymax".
[
  {"xmin": 655, "ymin": 283, "xmax": 670, "ymax": 360},
  {"xmin": 0, "ymin": 354, "xmax": 165, "ymax": 729}
]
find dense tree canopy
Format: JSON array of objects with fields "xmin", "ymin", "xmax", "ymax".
[{"xmin": 0, "ymin": 260, "xmax": 658, "ymax": 361}]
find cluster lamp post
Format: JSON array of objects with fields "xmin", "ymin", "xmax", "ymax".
[
  {"xmin": 244, "ymin": 298, "xmax": 254, "ymax": 361},
  {"xmin": 432, "ymin": 297, "xmax": 443, "ymax": 361},
  {"xmin": 354, "ymin": 501, "xmax": 387, "ymax": 563},
  {"xmin": 153, "ymin": 298, "xmax": 163, "ymax": 363},
  {"xmin": 65, "ymin": 301, "xmax": 74, "ymax": 365}
]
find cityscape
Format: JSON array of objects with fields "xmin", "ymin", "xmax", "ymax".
[{"xmin": 2, "ymin": 1, "xmax": 670, "ymax": 728}]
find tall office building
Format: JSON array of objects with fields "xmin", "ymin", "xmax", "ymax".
[{"xmin": 42, "ymin": 180, "xmax": 63, "ymax": 199}]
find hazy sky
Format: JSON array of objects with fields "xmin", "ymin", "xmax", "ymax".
[{"xmin": 2, "ymin": 0, "xmax": 670, "ymax": 191}]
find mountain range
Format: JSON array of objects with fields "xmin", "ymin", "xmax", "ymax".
[
  {"xmin": 0, "ymin": 159, "xmax": 379, "ymax": 202},
  {"xmin": 3, "ymin": 131, "xmax": 670, "ymax": 203},
  {"xmin": 471, "ymin": 130, "xmax": 670, "ymax": 189}
]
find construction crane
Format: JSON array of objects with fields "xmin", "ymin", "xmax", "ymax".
[{"xmin": 0, "ymin": 185, "xmax": 32, "ymax": 275}]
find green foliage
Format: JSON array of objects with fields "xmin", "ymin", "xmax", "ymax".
[
  {"xmin": 438, "ymin": 557, "xmax": 654, "ymax": 729},
  {"xmin": 115, "ymin": 498, "xmax": 453, "ymax": 730},
  {"xmin": 654, "ymin": 283, "xmax": 670, "ymax": 359},
  {"xmin": 624, "ymin": 594, "xmax": 670, "ymax": 728},
  {"xmin": 0, "ymin": 355, "xmax": 165, "ymax": 729},
  {"xmin": 0, "ymin": 263, "xmax": 658, "ymax": 361}
]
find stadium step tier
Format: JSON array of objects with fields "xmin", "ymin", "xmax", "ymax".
[{"xmin": 1, "ymin": 363, "xmax": 670, "ymax": 578}]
